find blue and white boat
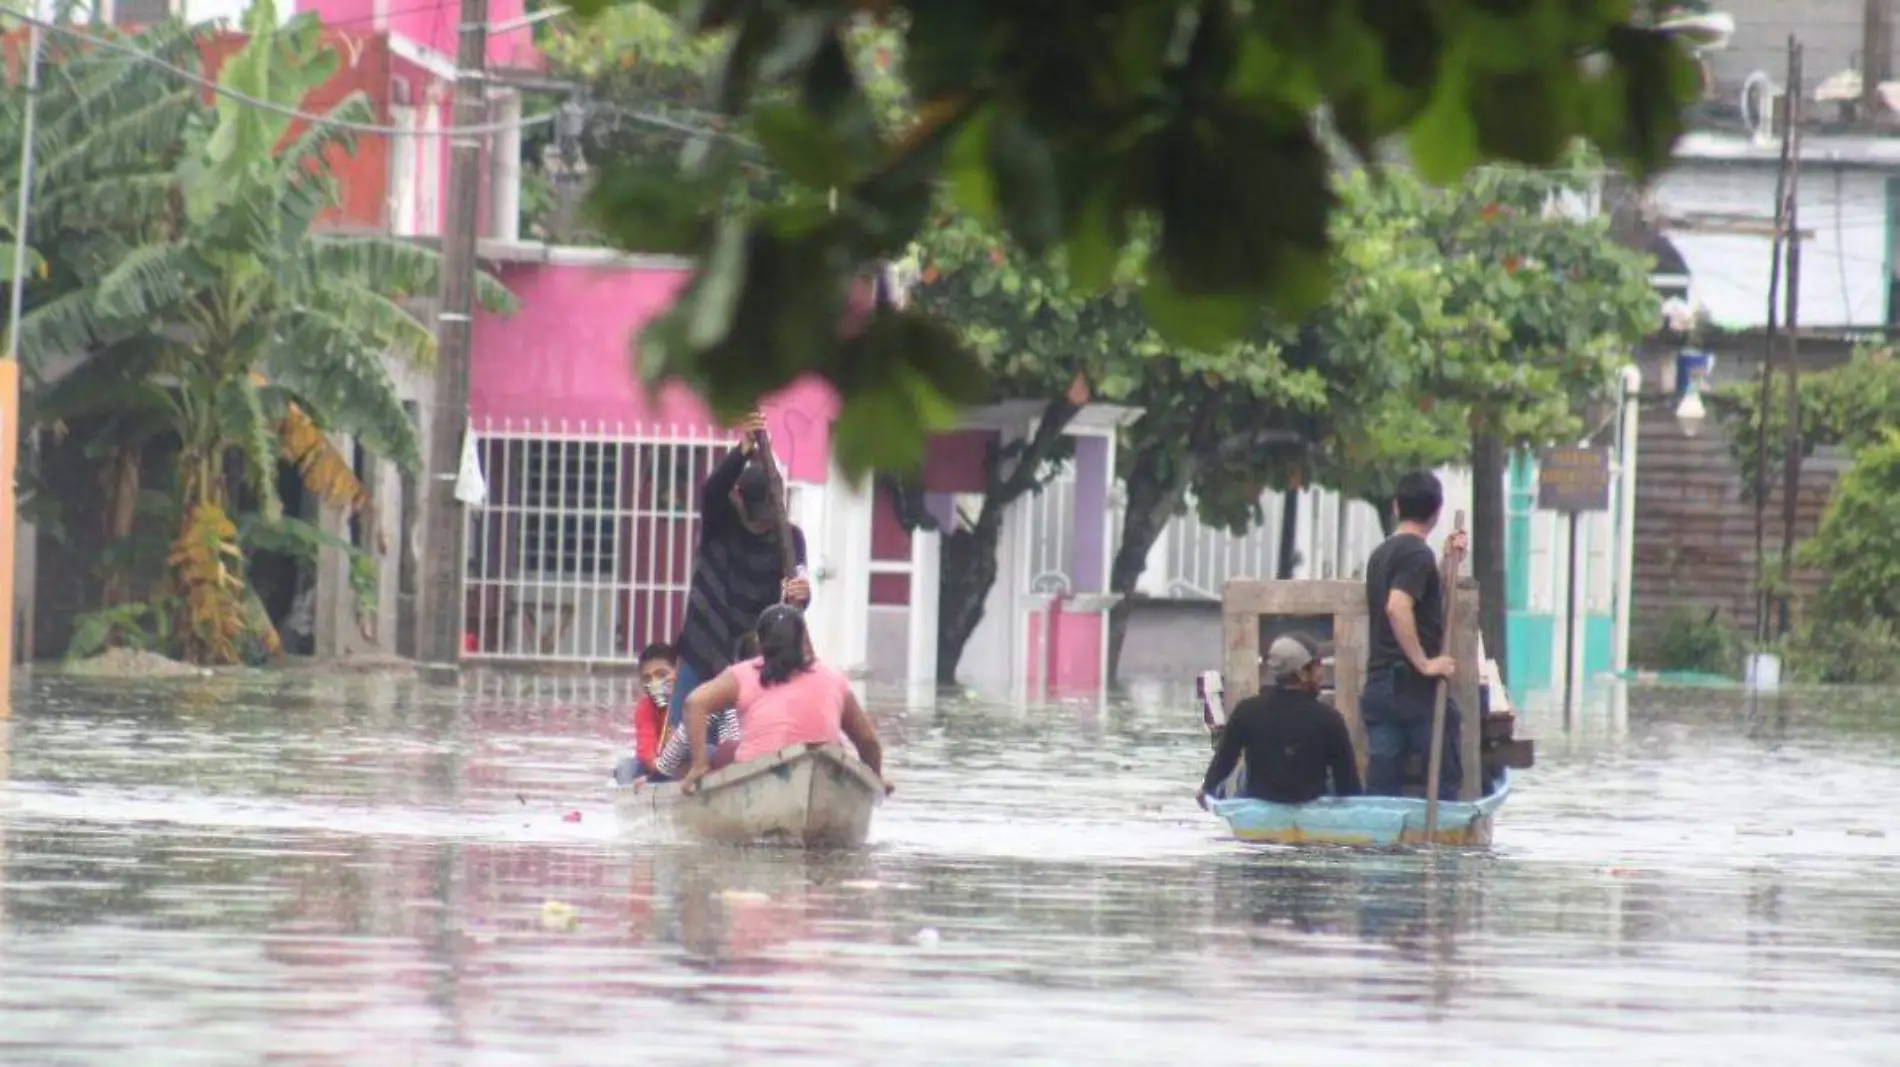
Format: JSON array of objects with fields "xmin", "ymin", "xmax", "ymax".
[
  {"xmin": 1208, "ymin": 775, "xmax": 1512, "ymax": 848},
  {"xmin": 1196, "ymin": 670, "xmax": 1513, "ymax": 848}
]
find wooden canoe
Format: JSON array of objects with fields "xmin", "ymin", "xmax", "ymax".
[
  {"xmin": 613, "ymin": 742, "xmax": 883, "ymax": 848},
  {"xmin": 1196, "ymin": 669, "xmax": 1512, "ymax": 848}
]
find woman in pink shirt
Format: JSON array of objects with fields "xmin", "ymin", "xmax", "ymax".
[{"xmin": 678, "ymin": 605, "xmax": 889, "ymax": 794}]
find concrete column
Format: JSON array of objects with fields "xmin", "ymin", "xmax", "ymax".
[
  {"xmin": 811, "ymin": 464, "xmax": 871, "ymax": 673},
  {"xmin": 908, "ymin": 527, "xmax": 940, "ymax": 688},
  {"xmin": 488, "ymin": 91, "xmax": 522, "ymax": 242}
]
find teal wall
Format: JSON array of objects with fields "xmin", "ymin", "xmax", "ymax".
[
  {"xmin": 1505, "ymin": 613, "xmax": 1614, "ymax": 693},
  {"xmin": 1502, "ymin": 452, "xmax": 1615, "ymax": 699}
]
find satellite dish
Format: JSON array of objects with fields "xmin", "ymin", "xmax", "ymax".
[{"xmin": 1657, "ymin": 10, "xmax": 1736, "ymax": 52}]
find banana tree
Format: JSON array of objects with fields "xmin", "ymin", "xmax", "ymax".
[{"xmin": 34, "ymin": 1, "xmax": 515, "ymax": 662}]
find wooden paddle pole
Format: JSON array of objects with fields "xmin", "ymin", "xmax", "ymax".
[
  {"xmin": 750, "ymin": 427, "xmax": 801, "ymax": 586},
  {"xmin": 1423, "ymin": 510, "xmax": 1467, "ymax": 845}
]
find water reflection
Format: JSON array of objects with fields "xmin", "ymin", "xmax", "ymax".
[{"xmin": 2, "ymin": 673, "xmax": 1900, "ymax": 1064}]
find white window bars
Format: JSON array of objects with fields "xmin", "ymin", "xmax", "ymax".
[{"xmin": 463, "ymin": 418, "xmax": 735, "ymax": 665}]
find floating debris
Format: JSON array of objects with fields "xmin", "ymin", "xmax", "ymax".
[
  {"xmin": 912, "ymin": 927, "xmax": 940, "ymax": 947},
  {"xmin": 562, "ymin": 811, "xmax": 582, "ymax": 823},
  {"xmin": 540, "ymin": 901, "xmax": 578, "ymax": 931},
  {"xmin": 719, "ymin": 890, "xmax": 771, "ymax": 904}
]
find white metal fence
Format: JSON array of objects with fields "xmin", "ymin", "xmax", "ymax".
[
  {"xmin": 1145, "ymin": 492, "xmax": 1289, "ymax": 598},
  {"xmin": 1024, "ymin": 460, "xmax": 1077, "ymax": 594},
  {"xmin": 463, "ymin": 418, "xmax": 797, "ymax": 665}
]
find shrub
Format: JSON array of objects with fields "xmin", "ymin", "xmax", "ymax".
[
  {"xmin": 1781, "ymin": 617, "xmax": 1900, "ymax": 686},
  {"xmin": 1797, "ymin": 428, "xmax": 1900, "ymax": 624},
  {"xmin": 1641, "ymin": 608, "xmax": 1739, "ymax": 675}
]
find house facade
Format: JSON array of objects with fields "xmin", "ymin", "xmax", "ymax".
[
  {"xmin": 1627, "ymin": 0, "xmax": 1900, "ymax": 648},
  {"xmin": 452, "ymin": 248, "xmax": 1133, "ymax": 701}
]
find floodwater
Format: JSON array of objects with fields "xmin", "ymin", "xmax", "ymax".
[{"xmin": 3, "ymin": 673, "xmax": 1899, "ymax": 1066}]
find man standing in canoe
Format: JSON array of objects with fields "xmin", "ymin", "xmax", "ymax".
[
  {"xmin": 1360, "ymin": 471, "xmax": 1468, "ymax": 800},
  {"xmin": 666, "ymin": 411, "xmax": 811, "ymax": 745}
]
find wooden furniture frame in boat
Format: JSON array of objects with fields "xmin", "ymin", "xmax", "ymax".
[{"xmin": 1221, "ymin": 578, "xmax": 1485, "ymax": 801}]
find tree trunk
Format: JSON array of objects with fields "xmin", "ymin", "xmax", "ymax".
[
  {"xmin": 931, "ymin": 395, "xmax": 1083, "ymax": 683},
  {"xmin": 1470, "ymin": 431, "xmax": 1509, "ymax": 672},
  {"xmin": 99, "ymin": 446, "xmax": 141, "ymax": 607},
  {"xmin": 1276, "ymin": 488, "xmax": 1300, "ymax": 578},
  {"xmin": 937, "ymin": 520, "xmax": 1002, "ymax": 684},
  {"xmin": 1106, "ymin": 446, "xmax": 1192, "ymax": 683},
  {"xmin": 1365, "ymin": 496, "xmax": 1395, "ymax": 537}
]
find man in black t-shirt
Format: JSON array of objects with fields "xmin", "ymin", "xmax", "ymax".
[
  {"xmin": 1196, "ymin": 633, "xmax": 1362, "ymax": 807},
  {"xmin": 1361, "ymin": 471, "xmax": 1468, "ymax": 800}
]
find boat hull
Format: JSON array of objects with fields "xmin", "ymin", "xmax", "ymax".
[
  {"xmin": 613, "ymin": 742, "xmax": 883, "ymax": 848},
  {"xmin": 1209, "ymin": 773, "xmax": 1512, "ymax": 848}
]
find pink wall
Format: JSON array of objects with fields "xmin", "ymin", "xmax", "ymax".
[
  {"xmin": 868, "ymin": 481, "xmax": 912, "ymax": 606},
  {"xmin": 471, "ymin": 262, "xmax": 840, "ymax": 483},
  {"xmin": 1026, "ymin": 598, "xmax": 1105, "ymax": 696},
  {"xmin": 296, "ymin": 0, "xmax": 533, "ymax": 68},
  {"xmin": 923, "ymin": 430, "xmax": 991, "ymax": 494}
]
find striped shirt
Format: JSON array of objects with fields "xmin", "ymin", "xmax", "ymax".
[{"xmin": 652, "ymin": 708, "xmax": 741, "ymax": 779}]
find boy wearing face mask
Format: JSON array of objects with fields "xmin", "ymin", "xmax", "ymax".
[{"xmin": 632, "ymin": 643, "xmax": 678, "ymax": 777}]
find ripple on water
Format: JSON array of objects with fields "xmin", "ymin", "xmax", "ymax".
[{"xmin": 3, "ymin": 674, "xmax": 1900, "ymax": 1065}]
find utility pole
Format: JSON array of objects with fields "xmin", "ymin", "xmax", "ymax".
[
  {"xmin": 1751, "ymin": 36, "xmax": 1797, "ymax": 651},
  {"xmin": 0, "ymin": 18, "xmax": 43, "ymax": 695},
  {"xmin": 417, "ymin": 0, "xmax": 489, "ymax": 680},
  {"xmin": 1864, "ymin": 0, "xmax": 1891, "ymax": 118},
  {"xmin": 1777, "ymin": 42, "xmax": 1804, "ymax": 639}
]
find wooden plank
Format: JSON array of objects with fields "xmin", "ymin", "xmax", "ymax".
[
  {"xmin": 1222, "ymin": 579, "xmax": 1363, "ymax": 618},
  {"xmin": 1452, "ymin": 578, "xmax": 1482, "ymax": 801},
  {"xmin": 1223, "ymin": 606, "xmax": 1261, "ymax": 703},
  {"xmin": 1335, "ymin": 608, "xmax": 1367, "ymax": 780}
]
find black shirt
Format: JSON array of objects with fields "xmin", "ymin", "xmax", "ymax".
[
  {"xmin": 1200, "ymin": 688, "xmax": 1363, "ymax": 804},
  {"xmin": 1365, "ymin": 532, "xmax": 1443, "ymax": 691}
]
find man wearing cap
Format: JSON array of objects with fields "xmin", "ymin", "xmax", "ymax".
[
  {"xmin": 1197, "ymin": 633, "xmax": 1362, "ymax": 808},
  {"xmin": 668, "ymin": 412, "xmax": 811, "ymax": 741}
]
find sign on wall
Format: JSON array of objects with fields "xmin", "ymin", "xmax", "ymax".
[{"xmin": 1536, "ymin": 446, "xmax": 1612, "ymax": 513}]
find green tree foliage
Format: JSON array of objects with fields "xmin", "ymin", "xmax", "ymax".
[
  {"xmin": 23, "ymin": 3, "xmax": 515, "ymax": 662},
  {"xmin": 569, "ymin": 0, "xmax": 1698, "ymax": 476},
  {"xmin": 1786, "ymin": 429, "xmax": 1900, "ymax": 684},
  {"xmin": 2, "ymin": 20, "xmax": 207, "ymax": 370},
  {"xmin": 528, "ymin": 2, "xmax": 731, "ymax": 239},
  {"xmin": 899, "ymin": 156, "xmax": 1653, "ymax": 681},
  {"xmin": 1707, "ymin": 347, "xmax": 1900, "ymax": 683},
  {"xmin": 1712, "ymin": 347, "xmax": 1900, "ymax": 502}
]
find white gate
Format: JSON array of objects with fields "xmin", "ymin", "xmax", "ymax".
[
  {"xmin": 1023, "ymin": 460, "xmax": 1077, "ymax": 594},
  {"xmin": 462, "ymin": 417, "xmax": 797, "ymax": 665}
]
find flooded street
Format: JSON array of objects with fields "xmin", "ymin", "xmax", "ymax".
[{"xmin": 3, "ymin": 673, "xmax": 1899, "ymax": 1066}]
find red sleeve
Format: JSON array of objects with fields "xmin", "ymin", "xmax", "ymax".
[{"xmin": 634, "ymin": 698, "xmax": 662, "ymax": 765}]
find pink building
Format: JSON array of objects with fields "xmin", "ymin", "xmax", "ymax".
[{"xmin": 280, "ymin": 0, "xmax": 1124, "ymax": 697}]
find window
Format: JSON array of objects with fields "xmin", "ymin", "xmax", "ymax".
[
  {"xmin": 518, "ymin": 440, "xmax": 621, "ymax": 577},
  {"xmin": 110, "ymin": 0, "xmax": 174, "ymax": 26},
  {"xmin": 388, "ymin": 106, "xmax": 419, "ymax": 237},
  {"xmin": 417, "ymin": 107, "xmax": 442, "ymax": 237}
]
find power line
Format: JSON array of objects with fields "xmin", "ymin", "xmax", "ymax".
[{"xmin": 10, "ymin": 10, "xmax": 552, "ymax": 136}]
